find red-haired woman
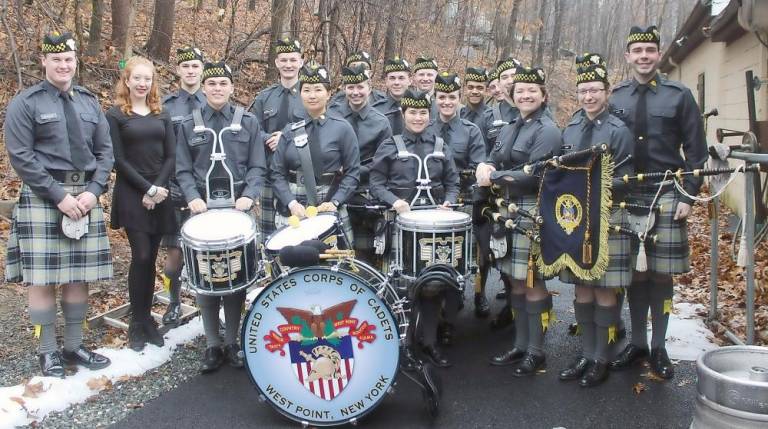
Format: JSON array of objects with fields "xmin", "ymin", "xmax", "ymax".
[{"xmin": 107, "ymin": 56, "xmax": 176, "ymax": 351}]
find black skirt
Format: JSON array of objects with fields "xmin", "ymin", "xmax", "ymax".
[{"xmin": 110, "ymin": 175, "xmax": 177, "ymax": 234}]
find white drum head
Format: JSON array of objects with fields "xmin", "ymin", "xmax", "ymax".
[
  {"xmin": 182, "ymin": 209, "xmax": 255, "ymax": 242},
  {"xmin": 266, "ymin": 214, "xmax": 337, "ymax": 251},
  {"xmin": 396, "ymin": 209, "xmax": 471, "ymax": 230}
]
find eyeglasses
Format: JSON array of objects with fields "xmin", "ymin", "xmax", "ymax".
[{"xmin": 576, "ymin": 88, "xmax": 606, "ymax": 95}]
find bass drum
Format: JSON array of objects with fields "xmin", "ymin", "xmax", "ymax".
[{"xmin": 241, "ymin": 260, "xmax": 406, "ymax": 426}]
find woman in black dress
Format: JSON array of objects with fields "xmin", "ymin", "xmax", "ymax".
[{"xmin": 107, "ymin": 56, "xmax": 176, "ymax": 351}]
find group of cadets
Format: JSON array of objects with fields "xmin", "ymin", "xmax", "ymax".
[{"xmin": 5, "ymin": 25, "xmax": 706, "ymax": 389}]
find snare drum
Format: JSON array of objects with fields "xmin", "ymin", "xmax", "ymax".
[
  {"xmin": 265, "ymin": 213, "xmax": 341, "ymax": 275},
  {"xmin": 181, "ymin": 209, "xmax": 260, "ymax": 295},
  {"xmin": 242, "ymin": 260, "xmax": 405, "ymax": 426},
  {"xmin": 395, "ymin": 209, "xmax": 473, "ymax": 279}
]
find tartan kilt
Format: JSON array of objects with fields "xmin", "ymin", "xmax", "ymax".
[
  {"xmin": 273, "ymin": 182, "xmax": 354, "ymax": 245},
  {"xmin": 496, "ymin": 195, "xmax": 542, "ymax": 281},
  {"xmin": 260, "ymin": 186, "xmax": 277, "ymax": 237},
  {"xmin": 5, "ymin": 184, "xmax": 113, "ymax": 286},
  {"xmin": 628, "ymin": 187, "xmax": 690, "ymax": 274},
  {"xmin": 559, "ymin": 208, "xmax": 631, "ymax": 288}
]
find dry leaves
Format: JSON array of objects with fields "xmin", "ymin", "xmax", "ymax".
[
  {"xmin": 86, "ymin": 376, "xmax": 113, "ymax": 392},
  {"xmin": 641, "ymin": 371, "xmax": 667, "ymax": 383},
  {"xmin": 632, "ymin": 382, "xmax": 647, "ymax": 395},
  {"xmin": 22, "ymin": 381, "xmax": 46, "ymax": 398}
]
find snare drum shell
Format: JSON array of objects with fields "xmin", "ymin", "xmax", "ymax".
[{"xmin": 395, "ymin": 209, "xmax": 473, "ymax": 278}]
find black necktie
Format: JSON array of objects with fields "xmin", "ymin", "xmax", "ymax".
[
  {"xmin": 634, "ymin": 84, "xmax": 649, "ymax": 173},
  {"xmin": 278, "ymin": 87, "xmax": 291, "ymax": 125},
  {"xmin": 349, "ymin": 112, "xmax": 360, "ymax": 137},
  {"xmin": 60, "ymin": 92, "xmax": 90, "ymax": 170},
  {"xmin": 211, "ymin": 110, "xmax": 226, "ymax": 134},
  {"xmin": 308, "ymin": 119, "xmax": 324, "ymax": 181},
  {"xmin": 580, "ymin": 119, "xmax": 594, "ymax": 150},
  {"xmin": 187, "ymin": 92, "xmax": 198, "ymax": 111},
  {"xmin": 440, "ymin": 122, "xmax": 451, "ymax": 147}
]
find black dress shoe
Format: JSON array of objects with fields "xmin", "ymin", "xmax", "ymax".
[
  {"xmin": 649, "ymin": 347, "xmax": 675, "ymax": 379},
  {"xmin": 495, "ymin": 290, "xmax": 507, "ymax": 300},
  {"xmin": 512, "ymin": 353, "xmax": 546, "ymax": 377},
  {"xmin": 162, "ymin": 303, "xmax": 182, "ymax": 327},
  {"xmin": 62, "ymin": 345, "xmax": 111, "ymax": 370},
  {"xmin": 224, "ymin": 344, "xmax": 244, "ymax": 368},
  {"xmin": 128, "ymin": 321, "xmax": 147, "ymax": 352},
  {"xmin": 567, "ymin": 322, "xmax": 579, "ymax": 336},
  {"xmin": 422, "ymin": 345, "xmax": 451, "ymax": 368},
  {"xmin": 609, "ymin": 344, "xmax": 649, "ymax": 370},
  {"xmin": 474, "ymin": 294, "xmax": 490, "ymax": 318},
  {"xmin": 437, "ymin": 323, "xmax": 454, "ymax": 347},
  {"xmin": 580, "ymin": 360, "xmax": 609, "ymax": 387},
  {"xmin": 559, "ymin": 356, "xmax": 590, "ymax": 380},
  {"xmin": 143, "ymin": 320, "xmax": 165, "ymax": 347},
  {"xmin": 490, "ymin": 305, "xmax": 515, "ymax": 330},
  {"xmin": 39, "ymin": 351, "xmax": 65, "ymax": 378},
  {"xmin": 489, "ymin": 347, "xmax": 526, "ymax": 366},
  {"xmin": 200, "ymin": 346, "xmax": 224, "ymax": 373}
]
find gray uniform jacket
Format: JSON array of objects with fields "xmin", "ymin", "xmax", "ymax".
[
  {"xmin": 270, "ymin": 114, "xmax": 361, "ymax": 209},
  {"xmin": 162, "ymin": 89, "xmax": 206, "ymax": 125},
  {"xmin": 329, "ymin": 88, "xmax": 387, "ymax": 110},
  {"xmin": 371, "ymin": 95, "xmax": 404, "ymax": 135},
  {"xmin": 369, "ymin": 129, "xmax": 460, "ymax": 206},
  {"xmin": 609, "ymin": 74, "xmax": 707, "ymax": 204},
  {"xmin": 488, "ymin": 107, "xmax": 561, "ymax": 196},
  {"xmin": 460, "ymin": 102, "xmax": 495, "ymax": 154},
  {"xmin": 327, "ymin": 101, "xmax": 393, "ymax": 185},
  {"xmin": 4, "ymin": 80, "xmax": 114, "ymax": 203},
  {"xmin": 561, "ymin": 109, "xmax": 635, "ymax": 199},
  {"xmin": 429, "ymin": 114, "xmax": 486, "ymax": 171},
  {"xmin": 248, "ymin": 81, "xmax": 306, "ymax": 134},
  {"xmin": 175, "ymin": 103, "xmax": 267, "ymax": 202}
]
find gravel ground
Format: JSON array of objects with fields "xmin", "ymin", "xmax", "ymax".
[{"xmin": 17, "ymin": 335, "xmax": 207, "ymax": 429}]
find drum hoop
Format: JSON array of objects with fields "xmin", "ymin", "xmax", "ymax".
[
  {"xmin": 240, "ymin": 263, "xmax": 401, "ymax": 426},
  {"xmin": 181, "ymin": 209, "xmax": 258, "ymax": 248}
]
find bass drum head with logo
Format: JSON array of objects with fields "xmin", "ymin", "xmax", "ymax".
[{"xmin": 242, "ymin": 266, "xmax": 400, "ymax": 426}]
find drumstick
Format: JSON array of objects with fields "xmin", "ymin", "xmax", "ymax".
[{"xmin": 323, "ymin": 249, "xmax": 356, "ymax": 255}]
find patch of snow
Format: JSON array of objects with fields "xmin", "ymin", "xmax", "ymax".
[
  {"xmin": 0, "ymin": 318, "xmax": 203, "ymax": 428},
  {"xmin": 663, "ymin": 302, "xmax": 718, "ymax": 361}
]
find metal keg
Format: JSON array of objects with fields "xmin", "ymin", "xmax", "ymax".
[{"xmin": 691, "ymin": 346, "xmax": 768, "ymax": 428}]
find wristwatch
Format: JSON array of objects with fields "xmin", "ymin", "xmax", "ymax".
[
  {"xmin": 146, "ymin": 185, "xmax": 158, "ymax": 197},
  {"xmin": 331, "ymin": 199, "xmax": 340, "ymax": 208}
]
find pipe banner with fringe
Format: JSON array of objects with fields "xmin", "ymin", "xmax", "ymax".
[{"xmin": 536, "ymin": 151, "xmax": 613, "ymax": 280}]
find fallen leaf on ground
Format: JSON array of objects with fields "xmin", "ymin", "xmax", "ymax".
[
  {"xmin": 86, "ymin": 376, "xmax": 113, "ymax": 392},
  {"xmin": 633, "ymin": 382, "xmax": 647, "ymax": 395},
  {"xmin": 9, "ymin": 396, "xmax": 27, "ymax": 409},
  {"xmin": 641, "ymin": 372, "xmax": 666, "ymax": 382},
  {"xmin": 126, "ymin": 403, "xmax": 144, "ymax": 409},
  {"xmin": 22, "ymin": 381, "xmax": 45, "ymax": 398}
]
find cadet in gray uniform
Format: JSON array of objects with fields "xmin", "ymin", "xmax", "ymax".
[
  {"xmin": 248, "ymin": 37, "xmax": 306, "ymax": 238},
  {"xmin": 369, "ymin": 89, "xmax": 460, "ymax": 367},
  {"xmin": 159, "ymin": 45, "xmax": 206, "ymax": 327},
  {"xmin": 329, "ymin": 51, "xmax": 387, "ymax": 108},
  {"xmin": 270, "ymin": 62, "xmax": 361, "ymax": 241},
  {"xmin": 413, "ymin": 56, "xmax": 441, "ymax": 118},
  {"xmin": 460, "ymin": 67, "xmax": 495, "ymax": 152},
  {"xmin": 372, "ymin": 56, "xmax": 412, "ymax": 135},
  {"xmin": 4, "ymin": 32, "xmax": 113, "ymax": 377},
  {"xmin": 608, "ymin": 26, "xmax": 707, "ymax": 380},
  {"xmin": 328, "ymin": 64, "xmax": 393, "ymax": 262},
  {"xmin": 558, "ymin": 63, "xmax": 634, "ymax": 388},
  {"xmin": 430, "ymin": 71, "xmax": 488, "ymax": 323},
  {"xmin": 487, "ymin": 67, "xmax": 505, "ymax": 105},
  {"xmin": 494, "ymin": 57, "xmax": 522, "ymax": 123},
  {"xmin": 176, "ymin": 61, "xmax": 267, "ymax": 373},
  {"xmin": 476, "ymin": 67, "xmax": 561, "ymax": 376}
]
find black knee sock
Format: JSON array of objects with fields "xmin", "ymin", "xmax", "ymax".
[
  {"xmin": 30, "ymin": 306, "xmax": 57, "ymax": 354},
  {"xmin": 594, "ymin": 304, "xmax": 619, "ymax": 364},
  {"xmin": 418, "ymin": 296, "xmax": 441, "ymax": 347},
  {"xmin": 197, "ymin": 294, "xmax": 222, "ymax": 348},
  {"xmin": 628, "ymin": 280, "xmax": 650, "ymax": 348},
  {"xmin": 61, "ymin": 301, "xmax": 88, "ymax": 352},
  {"xmin": 511, "ymin": 293, "xmax": 528, "ymax": 350},
  {"xmin": 616, "ymin": 287, "xmax": 626, "ymax": 331},
  {"xmin": 649, "ymin": 278, "xmax": 674, "ymax": 349},
  {"xmin": 164, "ymin": 267, "xmax": 183, "ymax": 305},
  {"xmin": 223, "ymin": 291, "xmax": 246, "ymax": 345},
  {"xmin": 574, "ymin": 301, "xmax": 596, "ymax": 360},
  {"xmin": 526, "ymin": 295, "xmax": 553, "ymax": 357}
]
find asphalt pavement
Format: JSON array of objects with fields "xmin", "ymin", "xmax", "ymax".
[{"xmin": 113, "ymin": 274, "xmax": 697, "ymax": 429}]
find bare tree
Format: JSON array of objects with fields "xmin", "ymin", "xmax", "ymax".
[
  {"xmin": 548, "ymin": 0, "xmax": 563, "ymax": 71},
  {"xmin": 500, "ymin": 0, "xmax": 523, "ymax": 59},
  {"xmin": 532, "ymin": 0, "xmax": 549, "ymax": 66},
  {"xmin": 266, "ymin": 0, "xmax": 293, "ymax": 81},
  {"xmin": 145, "ymin": 0, "xmax": 175, "ymax": 62}
]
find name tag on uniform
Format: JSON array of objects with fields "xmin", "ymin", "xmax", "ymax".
[
  {"xmin": 40, "ymin": 113, "xmax": 59, "ymax": 121},
  {"xmin": 562, "ymin": 145, "xmax": 573, "ymax": 150},
  {"xmin": 263, "ymin": 108, "xmax": 274, "ymax": 116}
]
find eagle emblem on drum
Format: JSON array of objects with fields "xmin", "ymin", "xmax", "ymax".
[{"xmin": 264, "ymin": 300, "xmax": 378, "ymax": 400}]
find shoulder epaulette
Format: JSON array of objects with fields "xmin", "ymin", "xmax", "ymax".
[{"xmin": 613, "ymin": 80, "xmax": 632, "ymax": 90}]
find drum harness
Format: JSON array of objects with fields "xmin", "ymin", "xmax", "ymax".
[{"xmin": 191, "ymin": 105, "xmax": 245, "ymax": 209}]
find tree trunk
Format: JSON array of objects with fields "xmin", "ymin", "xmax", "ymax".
[
  {"xmin": 145, "ymin": 0, "xmax": 175, "ymax": 62},
  {"xmin": 319, "ymin": 0, "xmax": 331, "ymax": 67},
  {"xmin": 111, "ymin": 0, "xmax": 130, "ymax": 49},
  {"xmin": 657, "ymin": 0, "xmax": 668, "ymax": 35},
  {"xmin": 532, "ymin": 0, "xmax": 549, "ymax": 66},
  {"xmin": 548, "ymin": 0, "xmax": 563, "ymax": 71},
  {"xmin": 382, "ymin": 2, "xmax": 398, "ymax": 62},
  {"xmin": 86, "ymin": 0, "xmax": 104, "ymax": 56},
  {"xmin": 266, "ymin": 0, "xmax": 293, "ymax": 82},
  {"xmin": 290, "ymin": 0, "xmax": 301, "ymax": 36},
  {"xmin": 122, "ymin": 0, "xmax": 138, "ymax": 60},
  {"xmin": 501, "ymin": 0, "xmax": 523, "ymax": 59}
]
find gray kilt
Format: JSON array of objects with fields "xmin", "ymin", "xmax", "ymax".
[
  {"xmin": 559, "ymin": 208, "xmax": 631, "ymax": 288},
  {"xmin": 5, "ymin": 184, "xmax": 113, "ymax": 286},
  {"xmin": 273, "ymin": 182, "xmax": 354, "ymax": 245},
  {"xmin": 628, "ymin": 186, "xmax": 690, "ymax": 274},
  {"xmin": 497, "ymin": 195, "xmax": 542, "ymax": 281}
]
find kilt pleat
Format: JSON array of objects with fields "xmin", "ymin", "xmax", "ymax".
[
  {"xmin": 496, "ymin": 195, "xmax": 541, "ymax": 281},
  {"xmin": 5, "ymin": 184, "xmax": 113, "ymax": 286},
  {"xmin": 628, "ymin": 187, "xmax": 690, "ymax": 274}
]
